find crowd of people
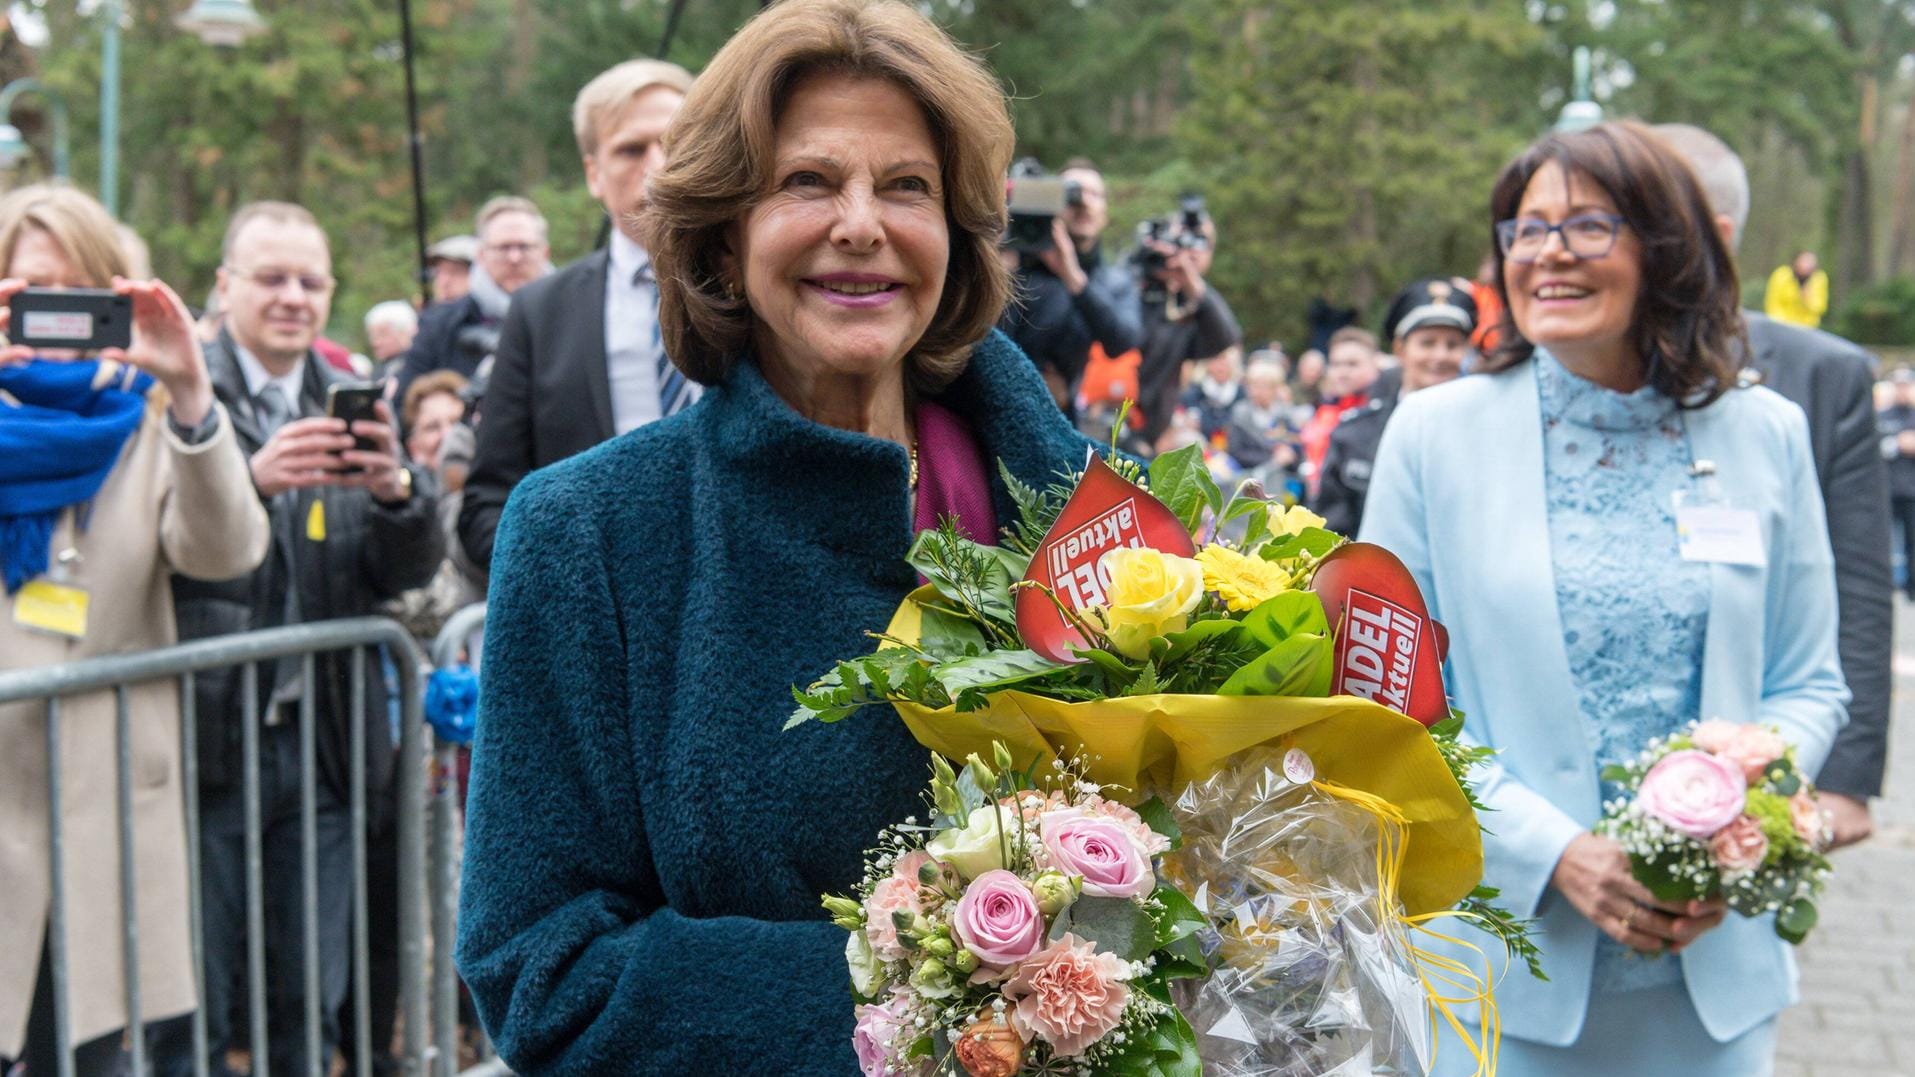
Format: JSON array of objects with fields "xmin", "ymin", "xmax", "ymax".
[{"xmin": 0, "ymin": 0, "xmax": 1904, "ymax": 1074}]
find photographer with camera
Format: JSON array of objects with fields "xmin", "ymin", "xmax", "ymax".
[
  {"xmin": 1131, "ymin": 195, "xmax": 1241, "ymax": 447},
  {"xmin": 997, "ymin": 158, "xmax": 1141, "ymax": 412}
]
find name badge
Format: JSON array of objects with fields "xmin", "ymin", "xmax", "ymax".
[
  {"xmin": 13, "ymin": 579, "xmax": 90, "ymax": 639},
  {"xmin": 1675, "ymin": 504, "xmax": 1765, "ymax": 566}
]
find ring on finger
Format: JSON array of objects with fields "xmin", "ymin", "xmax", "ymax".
[{"xmin": 1620, "ymin": 907, "xmax": 1637, "ymax": 933}]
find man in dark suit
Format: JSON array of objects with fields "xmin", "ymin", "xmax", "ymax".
[
  {"xmin": 1661, "ymin": 123, "xmax": 1892, "ymax": 848},
  {"xmin": 458, "ymin": 58, "xmax": 695, "ymax": 570}
]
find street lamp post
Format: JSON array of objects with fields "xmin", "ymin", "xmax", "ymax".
[
  {"xmin": 1555, "ymin": 46, "xmax": 1604, "ymax": 132},
  {"xmin": 0, "ymin": 78, "xmax": 72, "ymax": 178},
  {"xmin": 93, "ymin": 0, "xmax": 268, "ymax": 216}
]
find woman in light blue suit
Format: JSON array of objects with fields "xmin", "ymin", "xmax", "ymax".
[{"xmin": 1362, "ymin": 121, "xmax": 1847, "ymax": 1076}]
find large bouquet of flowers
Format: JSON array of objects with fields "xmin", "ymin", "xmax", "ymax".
[
  {"xmin": 827, "ymin": 746, "xmax": 1209, "ymax": 1076},
  {"xmin": 792, "ymin": 443, "xmax": 1534, "ymax": 1075},
  {"xmin": 1595, "ymin": 719, "xmax": 1834, "ymax": 943}
]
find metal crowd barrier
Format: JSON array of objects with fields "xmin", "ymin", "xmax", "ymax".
[{"xmin": 0, "ymin": 610, "xmax": 502, "ymax": 1077}]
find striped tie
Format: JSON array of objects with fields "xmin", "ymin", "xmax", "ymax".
[{"xmin": 636, "ymin": 263, "xmax": 697, "ymax": 417}]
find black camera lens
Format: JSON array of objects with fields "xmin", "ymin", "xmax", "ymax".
[{"xmin": 1064, "ymin": 179, "xmax": 1085, "ymax": 209}]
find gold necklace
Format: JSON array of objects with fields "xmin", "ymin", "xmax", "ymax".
[{"xmin": 909, "ymin": 441, "xmax": 920, "ymax": 489}]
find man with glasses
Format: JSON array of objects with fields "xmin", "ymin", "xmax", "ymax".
[
  {"xmin": 393, "ymin": 195, "xmax": 552, "ymax": 408},
  {"xmin": 155, "ymin": 201, "xmax": 443, "ymax": 1077}
]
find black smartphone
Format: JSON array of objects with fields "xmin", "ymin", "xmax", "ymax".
[
  {"xmin": 326, "ymin": 382, "xmax": 384, "ymax": 473},
  {"xmin": 7, "ymin": 287, "xmax": 133, "ymax": 351}
]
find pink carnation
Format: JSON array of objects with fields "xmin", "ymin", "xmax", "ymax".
[
  {"xmin": 863, "ymin": 876, "xmax": 922, "ymax": 961},
  {"xmin": 1002, "ymin": 933, "xmax": 1132, "ymax": 1057},
  {"xmin": 1790, "ymin": 791, "xmax": 1830, "ymax": 851},
  {"xmin": 1040, "ymin": 809, "xmax": 1153, "ymax": 899},
  {"xmin": 1637, "ymin": 750, "xmax": 1747, "ymax": 839},
  {"xmin": 893, "ymin": 850, "xmax": 934, "ymax": 885},
  {"xmin": 1710, "ymin": 814, "xmax": 1769, "ymax": 874},
  {"xmin": 1719, "ymin": 725, "xmax": 1788, "ymax": 784},
  {"xmin": 1690, "ymin": 719, "xmax": 1739, "ymax": 754},
  {"xmin": 950, "ymin": 870, "xmax": 1045, "ymax": 970}
]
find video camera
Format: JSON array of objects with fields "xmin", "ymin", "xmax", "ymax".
[
  {"xmin": 1132, "ymin": 192, "xmax": 1211, "ymax": 278},
  {"xmin": 1003, "ymin": 158, "xmax": 1085, "ymax": 255}
]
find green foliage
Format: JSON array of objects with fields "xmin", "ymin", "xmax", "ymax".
[
  {"xmin": 1457, "ymin": 885, "xmax": 1548, "ymax": 982},
  {"xmin": 1830, "ymin": 276, "xmax": 1915, "ymax": 345},
  {"xmin": 1147, "ymin": 444, "xmax": 1221, "ymax": 536},
  {"xmin": 997, "ymin": 460, "xmax": 1075, "ymax": 559}
]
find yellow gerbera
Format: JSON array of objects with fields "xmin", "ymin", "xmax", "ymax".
[{"xmin": 1196, "ymin": 544, "xmax": 1295, "ymax": 612}]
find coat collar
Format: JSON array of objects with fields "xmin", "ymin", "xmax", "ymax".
[
  {"xmin": 701, "ymin": 329, "xmax": 1091, "ymax": 561},
  {"xmin": 205, "ymin": 330, "xmax": 339, "ymax": 447}
]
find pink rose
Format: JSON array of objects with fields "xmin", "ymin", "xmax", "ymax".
[
  {"xmin": 1790, "ymin": 791, "xmax": 1830, "ymax": 851},
  {"xmin": 1709, "ymin": 814, "xmax": 1769, "ymax": 873},
  {"xmin": 852, "ymin": 991, "xmax": 923, "ymax": 1077},
  {"xmin": 1720, "ymin": 725, "xmax": 1788, "ymax": 784},
  {"xmin": 1690, "ymin": 719, "xmax": 1739, "ymax": 754},
  {"xmin": 1636, "ymin": 750, "xmax": 1747, "ymax": 839},
  {"xmin": 1079, "ymin": 795, "xmax": 1172, "ymax": 859},
  {"xmin": 1002, "ymin": 933, "xmax": 1132, "ymax": 1057},
  {"xmin": 951, "ymin": 870, "xmax": 1045, "ymax": 969},
  {"xmin": 864, "ymin": 876, "xmax": 922, "ymax": 961},
  {"xmin": 1039, "ymin": 809, "xmax": 1153, "ymax": 899}
]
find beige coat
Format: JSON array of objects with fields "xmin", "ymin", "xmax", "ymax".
[{"xmin": 0, "ymin": 392, "xmax": 269, "ymax": 1057}]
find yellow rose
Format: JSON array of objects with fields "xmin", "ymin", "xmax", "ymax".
[
  {"xmin": 1099, "ymin": 547, "xmax": 1205, "ymax": 659},
  {"xmin": 1196, "ymin": 544, "xmax": 1294, "ymax": 612},
  {"xmin": 1268, "ymin": 504, "xmax": 1327, "ymax": 537}
]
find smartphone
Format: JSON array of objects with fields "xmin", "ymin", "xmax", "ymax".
[
  {"xmin": 326, "ymin": 382, "xmax": 384, "ymax": 473},
  {"xmin": 7, "ymin": 288, "xmax": 133, "ymax": 351}
]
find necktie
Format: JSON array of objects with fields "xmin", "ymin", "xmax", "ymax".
[
  {"xmin": 255, "ymin": 383, "xmax": 292, "ymax": 438},
  {"xmin": 636, "ymin": 263, "xmax": 697, "ymax": 418}
]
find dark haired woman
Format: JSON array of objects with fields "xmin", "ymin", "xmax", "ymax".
[{"xmin": 1361, "ymin": 120, "xmax": 1846, "ymax": 1074}]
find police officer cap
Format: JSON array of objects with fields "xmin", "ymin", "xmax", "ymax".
[{"xmin": 1382, "ymin": 278, "xmax": 1477, "ymax": 344}]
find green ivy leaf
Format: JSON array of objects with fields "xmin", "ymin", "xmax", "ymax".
[
  {"xmin": 1150, "ymin": 884, "xmax": 1207, "ymax": 946},
  {"xmin": 1147, "ymin": 444, "xmax": 1222, "ymax": 536}
]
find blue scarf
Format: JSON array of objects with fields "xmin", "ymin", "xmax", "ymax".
[{"xmin": 0, "ymin": 359, "xmax": 155, "ymax": 593}]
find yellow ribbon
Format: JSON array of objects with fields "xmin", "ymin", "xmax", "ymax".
[{"xmin": 1311, "ymin": 775, "xmax": 1501, "ymax": 1076}]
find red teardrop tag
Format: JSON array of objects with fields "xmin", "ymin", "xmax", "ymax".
[
  {"xmin": 1310, "ymin": 542, "xmax": 1451, "ymax": 727},
  {"xmin": 1014, "ymin": 455, "xmax": 1196, "ymax": 663}
]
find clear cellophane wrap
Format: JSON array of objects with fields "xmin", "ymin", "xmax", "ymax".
[{"xmin": 1163, "ymin": 752, "xmax": 1436, "ymax": 1077}]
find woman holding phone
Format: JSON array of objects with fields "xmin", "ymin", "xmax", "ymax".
[{"xmin": 0, "ymin": 183, "xmax": 269, "ymax": 1077}]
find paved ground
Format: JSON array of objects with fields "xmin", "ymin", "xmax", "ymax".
[{"xmin": 1775, "ymin": 603, "xmax": 1915, "ymax": 1077}]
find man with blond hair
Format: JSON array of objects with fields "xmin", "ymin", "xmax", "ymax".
[
  {"xmin": 394, "ymin": 195, "xmax": 550, "ymax": 404},
  {"xmin": 460, "ymin": 58, "xmax": 694, "ymax": 570}
]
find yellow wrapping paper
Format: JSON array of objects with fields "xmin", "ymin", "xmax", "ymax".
[{"xmin": 883, "ymin": 588, "xmax": 1484, "ymax": 917}]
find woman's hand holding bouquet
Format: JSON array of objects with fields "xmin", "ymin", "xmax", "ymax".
[{"xmin": 1595, "ymin": 718, "xmax": 1834, "ymax": 945}]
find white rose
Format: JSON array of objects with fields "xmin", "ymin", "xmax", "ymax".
[
  {"xmin": 926, "ymin": 806, "xmax": 1009, "ymax": 880},
  {"xmin": 845, "ymin": 929, "xmax": 887, "ymax": 998}
]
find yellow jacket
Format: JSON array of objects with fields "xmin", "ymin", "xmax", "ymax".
[{"xmin": 1766, "ymin": 263, "xmax": 1829, "ymax": 327}]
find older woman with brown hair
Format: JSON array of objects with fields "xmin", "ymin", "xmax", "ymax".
[
  {"xmin": 0, "ymin": 185, "xmax": 268, "ymax": 1076},
  {"xmin": 1361, "ymin": 121, "xmax": 1847, "ymax": 1075},
  {"xmin": 453, "ymin": 2, "xmax": 1095, "ymax": 1072}
]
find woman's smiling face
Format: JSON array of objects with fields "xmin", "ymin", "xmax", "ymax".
[
  {"xmin": 1503, "ymin": 160, "xmax": 1642, "ymax": 363},
  {"xmin": 734, "ymin": 72, "xmax": 949, "ymax": 384}
]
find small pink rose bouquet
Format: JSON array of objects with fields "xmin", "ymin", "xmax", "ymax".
[
  {"xmin": 825, "ymin": 743, "xmax": 1207, "ymax": 1077},
  {"xmin": 1595, "ymin": 719, "xmax": 1834, "ymax": 943}
]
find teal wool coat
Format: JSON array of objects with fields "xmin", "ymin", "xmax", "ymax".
[{"xmin": 455, "ymin": 331, "xmax": 1094, "ymax": 1075}]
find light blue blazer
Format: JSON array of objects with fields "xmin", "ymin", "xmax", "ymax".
[{"xmin": 1359, "ymin": 360, "xmax": 1848, "ymax": 1047}]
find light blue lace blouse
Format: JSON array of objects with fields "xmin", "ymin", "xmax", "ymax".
[{"xmin": 1536, "ymin": 350, "xmax": 1710, "ymax": 994}]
